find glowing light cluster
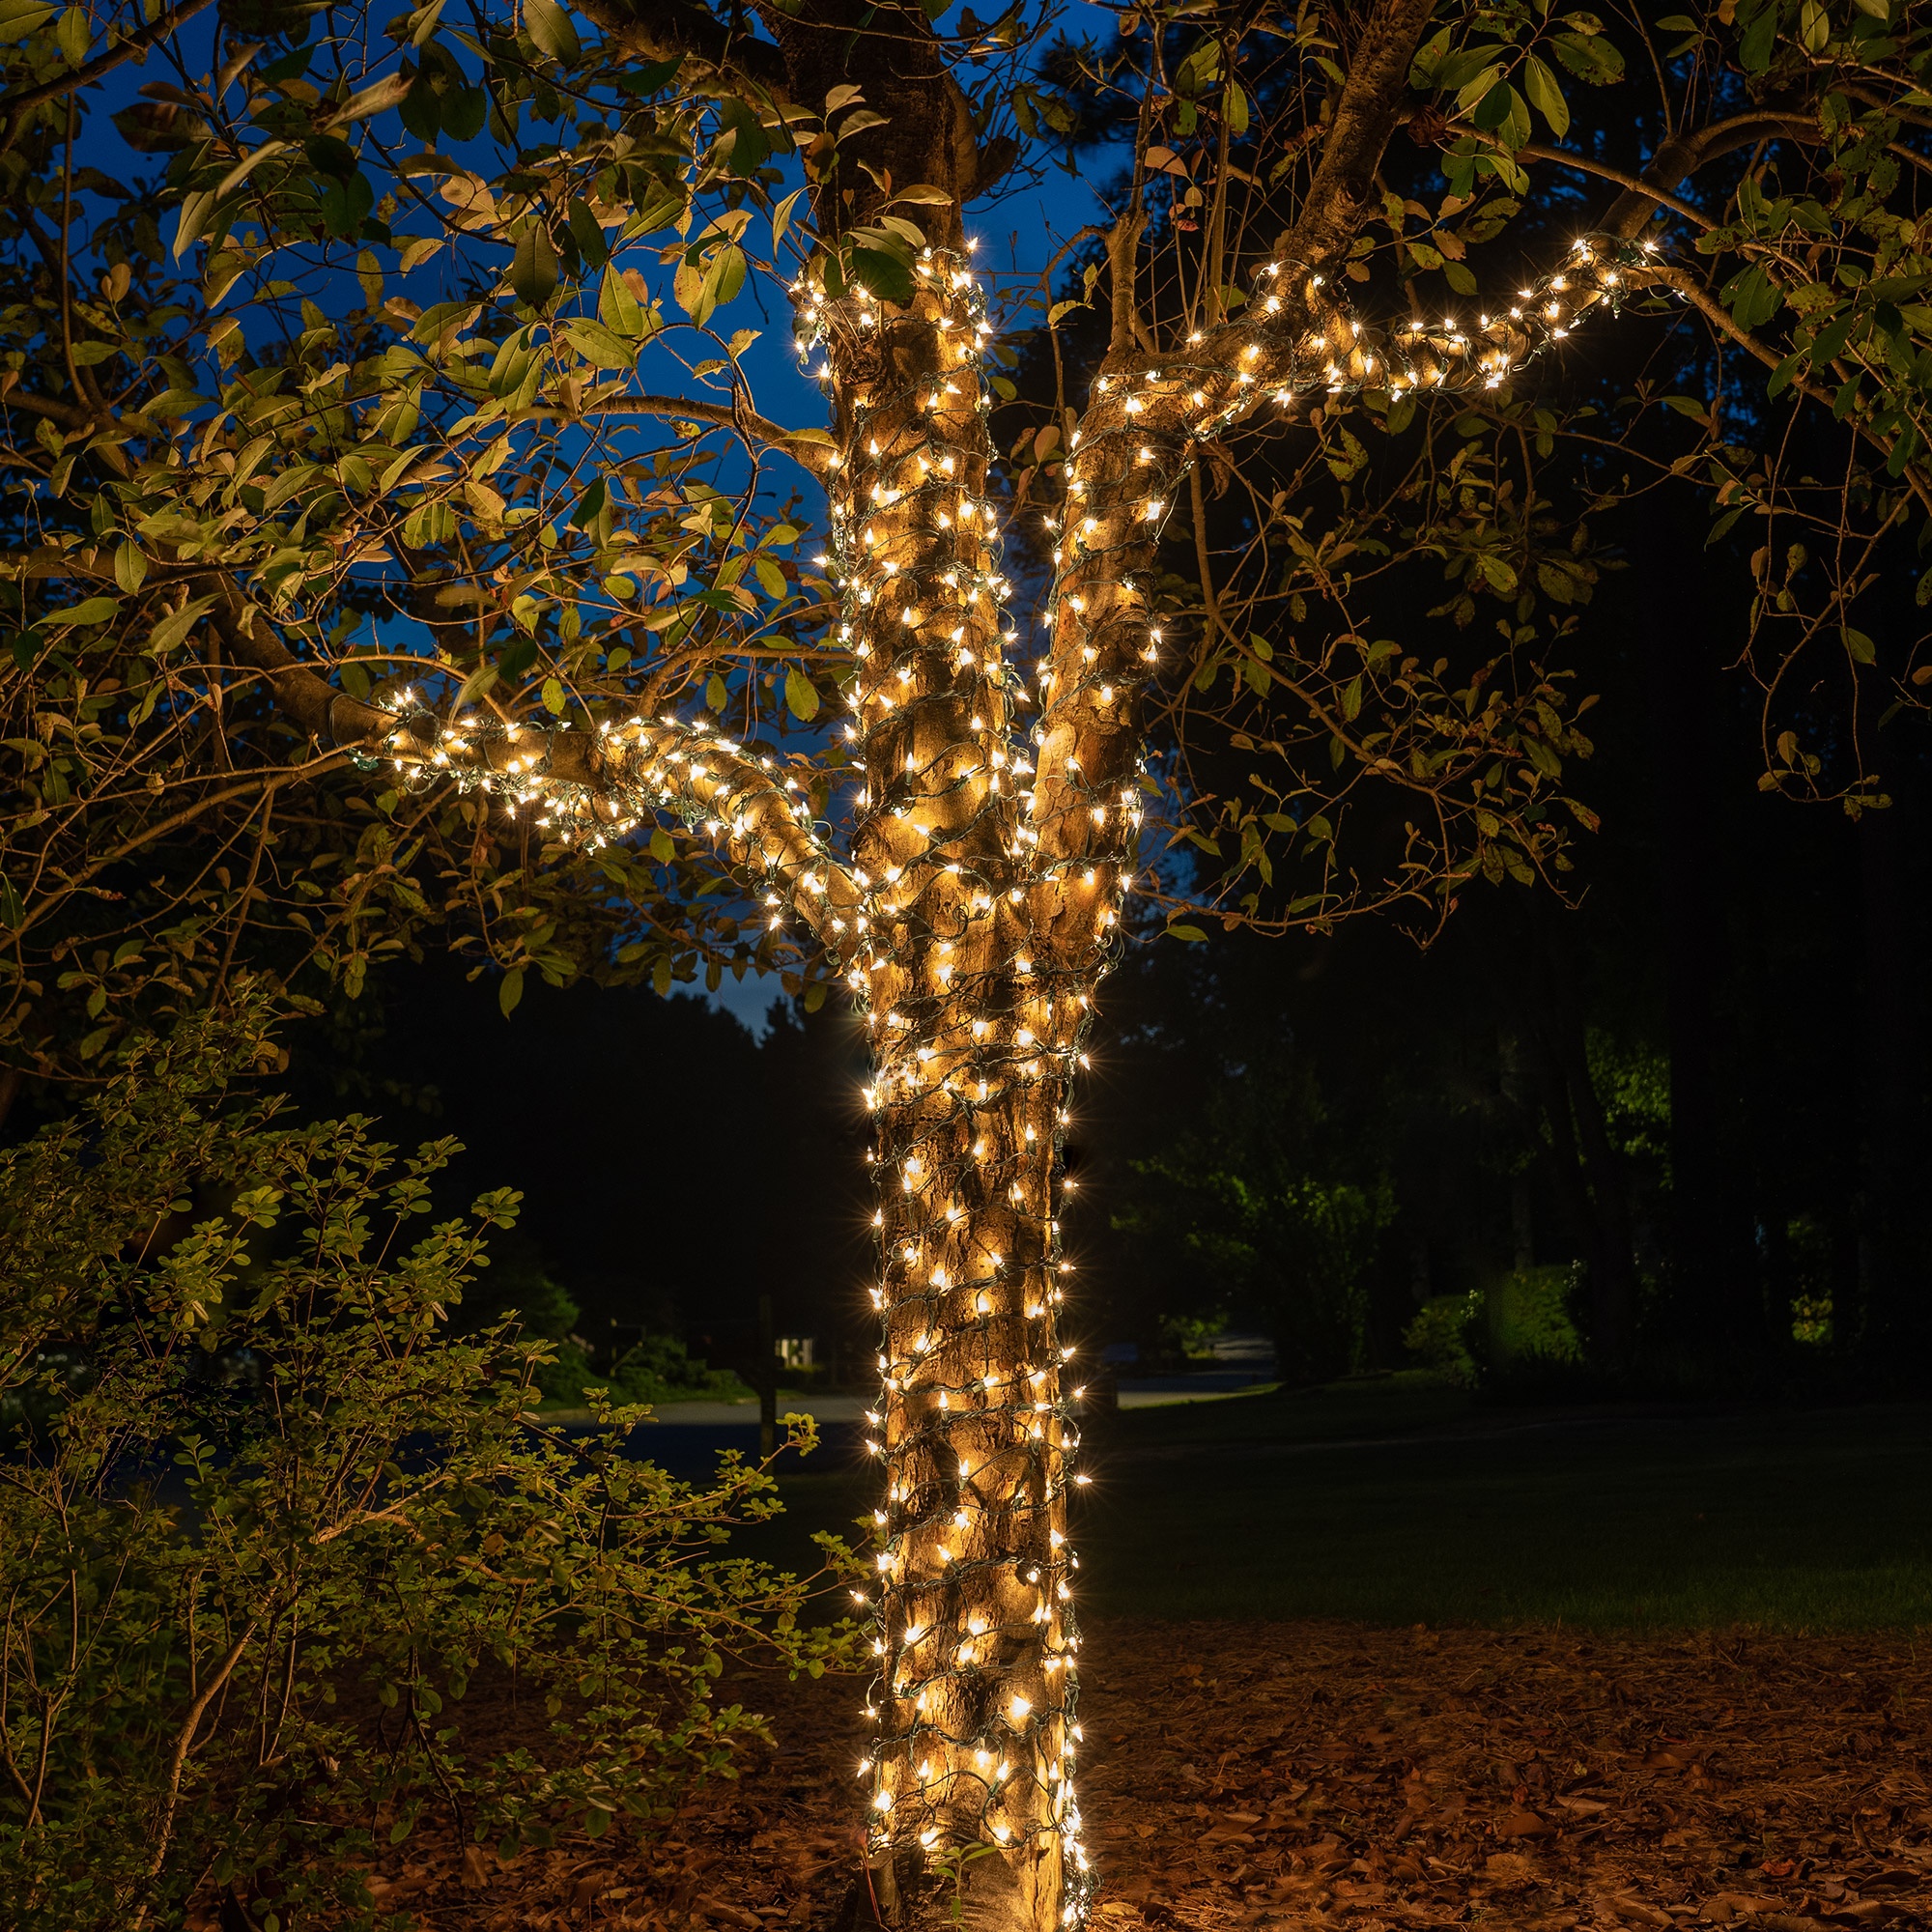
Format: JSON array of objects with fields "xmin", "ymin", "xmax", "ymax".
[
  {"xmin": 364, "ymin": 225, "xmax": 1663, "ymax": 1930},
  {"xmin": 797, "ymin": 243, "xmax": 1103, "ymax": 1923}
]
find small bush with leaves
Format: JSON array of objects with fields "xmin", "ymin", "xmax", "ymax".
[{"xmin": 0, "ymin": 1002, "xmax": 855, "ymax": 1931}]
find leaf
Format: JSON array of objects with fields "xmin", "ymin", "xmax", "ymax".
[
  {"xmin": 785, "ymin": 668, "xmax": 819, "ymax": 722},
  {"xmin": 1165, "ymin": 923, "xmax": 1209, "ymax": 943},
  {"xmin": 0, "ymin": 0, "xmax": 56, "ymax": 42},
  {"xmin": 53, "ymin": 4, "xmax": 85, "ymax": 65},
  {"xmin": 171, "ymin": 190, "xmax": 216, "ymax": 263},
  {"xmin": 114, "ymin": 543, "xmax": 148, "ymax": 594},
  {"xmin": 560, "ymin": 319, "xmax": 639, "ymax": 370},
  {"xmin": 40, "ymin": 596, "xmax": 119, "ymax": 628},
  {"xmin": 498, "ymin": 968, "xmax": 524, "ymax": 1017},
  {"xmin": 848, "ymin": 246, "xmax": 913, "ymax": 304},
  {"xmin": 892, "ymin": 183, "xmax": 953, "ymax": 205},
  {"xmin": 1720, "ymin": 261, "xmax": 1783, "ymax": 331},
  {"xmin": 0, "ymin": 876, "xmax": 20, "ymax": 929},
  {"xmin": 511, "ymin": 225, "xmax": 558, "ymax": 308},
  {"xmin": 598, "ymin": 263, "xmax": 650, "ymax": 337},
  {"xmin": 1522, "ymin": 55, "xmax": 1569, "ymax": 137},
  {"xmin": 771, "ymin": 185, "xmax": 808, "ymax": 256},
  {"xmin": 523, "ymin": 0, "xmax": 580, "ymax": 64},
  {"xmin": 696, "ymin": 242, "xmax": 747, "ymax": 325},
  {"xmin": 1843, "ymin": 626, "xmax": 1876, "ymax": 665},
  {"xmin": 149, "ymin": 595, "xmax": 217, "ymax": 652},
  {"xmin": 649, "ymin": 828, "xmax": 674, "ymax": 863},
  {"xmin": 567, "ymin": 197, "xmax": 609, "ymax": 270}
]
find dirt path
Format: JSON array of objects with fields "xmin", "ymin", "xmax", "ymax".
[{"xmin": 332, "ymin": 1620, "xmax": 1932, "ymax": 1930}]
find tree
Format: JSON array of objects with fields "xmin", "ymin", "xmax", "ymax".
[{"xmin": 3, "ymin": 0, "xmax": 1929, "ymax": 1923}]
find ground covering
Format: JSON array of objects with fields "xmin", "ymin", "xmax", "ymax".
[
  {"xmin": 185, "ymin": 1383, "xmax": 1932, "ymax": 1926},
  {"xmin": 298, "ymin": 1618, "xmax": 1932, "ymax": 1929}
]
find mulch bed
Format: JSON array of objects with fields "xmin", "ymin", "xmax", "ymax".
[{"xmin": 343, "ymin": 1621, "xmax": 1932, "ymax": 1930}]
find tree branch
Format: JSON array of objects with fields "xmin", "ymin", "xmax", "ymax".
[
  {"xmin": 1281, "ymin": 0, "xmax": 1442, "ymax": 271},
  {"xmin": 208, "ymin": 588, "xmax": 863, "ymax": 941},
  {"xmin": 0, "ymin": 0, "xmax": 220, "ymax": 150},
  {"xmin": 572, "ymin": 0, "xmax": 788, "ymax": 94},
  {"xmin": 1599, "ymin": 113, "xmax": 1821, "ymax": 240},
  {"xmin": 517, "ymin": 392, "xmax": 836, "ymax": 477}
]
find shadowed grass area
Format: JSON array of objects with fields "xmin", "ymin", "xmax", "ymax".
[
  {"xmin": 1074, "ymin": 1376, "xmax": 1932, "ymax": 1630},
  {"xmin": 753, "ymin": 1376, "xmax": 1932, "ymax": 1633}
]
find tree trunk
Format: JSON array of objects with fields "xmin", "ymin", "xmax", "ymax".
[
  {"xmin": 821, "ymin": 253, "xmax": 1100, "ymax": 1927},
  {"xmin": 411, "ymin": 5, "xmax": 1601, "ymax": 1919}
]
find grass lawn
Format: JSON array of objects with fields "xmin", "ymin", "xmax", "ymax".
[{"xmin": 756, "ymin": 1374, "xmax": 1932, "ymax": 1633}]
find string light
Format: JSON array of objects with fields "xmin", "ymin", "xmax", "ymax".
[{"xmin": 363, "ymin": 226, "xmax": 1660, "ymax": 1929}]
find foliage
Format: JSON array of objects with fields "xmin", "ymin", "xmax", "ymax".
[
  {"xmin": 1011, "ymin": 0, "xmax": 1932, "ymax": 931},
  {"xmin": 0, "ymin": 0, "xmax": 1925, "ymax": 1075},
  {"xmin": 0, "ymin": 1002, "xmax": 854, "ymax": 1932},
  {"xmin": 546, "ymin": 1331, "xmax": 752, "ymax": 1408},
  {"xmin": 1113, "ymin": 1049, "xmax": 1395, "ymax": 1383},
  {"xmin": 469, "ymin": 1254, "xmax": 750, "ymax": 1406},
  {"xmin": 1403, "ymin": 1292, "xmax": 1482, "ymax": 1386},
  {"xmin": 1404, "ymin": 1265, "xmax": 1584, "ymax": 1390}
]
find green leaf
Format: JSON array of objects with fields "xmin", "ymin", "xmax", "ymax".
[
  {"xmin": 498, "ymin": 968, "xmax": 525, "ymax": 1017},
  {"xmin": 511, "ymin": 225, "xmax": 558, "ymax": 309},
  {"xmin": 696, "ymin": 243, "xmax": 747, "ymax": 325},
  {"xmin": 53, "ymin": 2, "xmax": 84, "ymax": 63},
  {"xmin": 523, "ymin": 0, "xmax": 580, "ymax": 64},
  {"xmin": 1843, "ymin": 626, "xmax": 1876, "ymax": 665},
  {"xmin": 771, "ymin": 185, "xmax": 808, "ymax": 256},
  {"xmin": 0, "ymin": 876, "xmax": 21, "ymax": 928},
  {"xmin": 114, "ymin": 544, "xmax": 147, "ymax": 594},
  {"xmin": 567, "ymin": 197, "xmax": 609, "ymax": 270},
  {"xmin": 598, "ymin": 263, "xmax": 650, "ymax": 338},
  {"xmin": 560, "ymin": 320, "xmax": 639, "ymax": 370},
  {"xmin": 649, "ymin": 828, "xmax": 674, "ymax": 863},
  {"xmin": 0, "ymin": 0, "xmax": 56, "ymax": 43},
  {"xmin": 1720, "ymin": 261, "xmax": 1783, "ymax": 331},
  {"xmin": 1165, "ymin": 923, "xmax": 1209, "ymax": 943},
  {"xmin": 847, "ymin": 246, "xmax": 913, "ymax": 305},
  {"xmin": 1522, "ymin": 55, "xmax": 1569, "ymax": 137},
  {"xmin": 40, "ymin": 596, "xmax": 118, "ymax": 628},
  {"xmin": 1735, "ymin": 0, "xmax": 1776, "ymax": 72},
  {"xmin": 785, "ymin": 668, "xmax": 819, "ymax": 722}
]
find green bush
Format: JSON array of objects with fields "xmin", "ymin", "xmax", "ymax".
[
  {"xmin": 1402, "ymin": 1293, "xmax": 1481, "ymax": 1386},
  {"xmin": 0, "ymin": 1006, "xmax": 854, "ymax": 1931},
  {"xmin": 1403, "ymin": 1266, "xmax": 1585, "ymax": 1390}
]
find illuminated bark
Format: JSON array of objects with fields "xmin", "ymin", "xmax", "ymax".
[{"xmin": 368, "ymin": 6, "xmax": 1644, "ymax": 1920}]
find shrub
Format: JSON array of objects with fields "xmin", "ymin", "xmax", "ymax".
[
  {"xmin": 1402, "ymin": 1266, "xmax": 1585, "ymax": 1390},
  {"xmin": 0, "ymin": 1005, "xmax": 854, "ymax": 1931}
]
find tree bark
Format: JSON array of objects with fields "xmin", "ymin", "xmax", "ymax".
[{"xmin": 369, "ymin": 1, "xmax": 1626, "ymax": 1918}]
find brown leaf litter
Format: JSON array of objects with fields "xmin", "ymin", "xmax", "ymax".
[{"xmin": 243, "ymin": 1620, "xmax": 1932, "ymax": 1929}]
